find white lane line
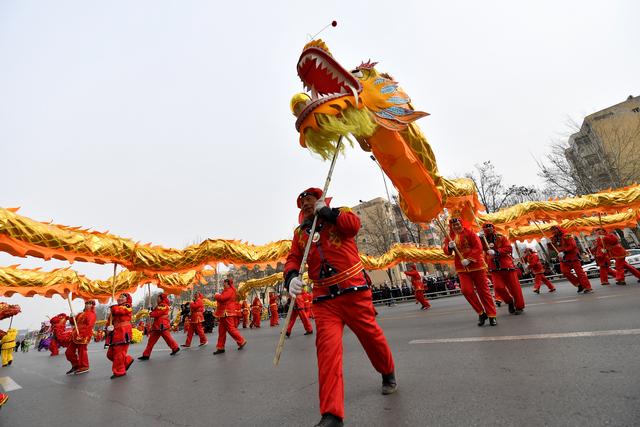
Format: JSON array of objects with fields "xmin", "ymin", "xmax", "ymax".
[
  {"xmin": 596, "ymin": 295, "xmax": 623, "ymax": 300},
  {"xmin": 0, "ymin": 376, "xmax": 23, "ymax": 391},
  {"xmin": 87, "ymin": 348, "xmax": 170, "ymax": 354},
  {"xmin": 410, "ymin": 328, "xmax": 640, "ymax": 344},
  {"xmin": 553, "ymin": 299, "xmax": 578, "ymax": 304}
]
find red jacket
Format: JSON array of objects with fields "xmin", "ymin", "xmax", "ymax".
[
  {"xmin": 241, "ymin": 300, "xmax": 250, "ymax": 315},
  {"xmin": 593, "ymin": 238, "xmax": 612, "ymax": 266},
  {"xmin": 51, "ymin": 313, "xmax": 71, "ymax": 347},
  {"xmin": 523, "ymin": 252, "xmax": 544, "ymax": 274},
  {"xmin": 71, "ymin": 308, "xmax": 96, "ymax": 345},
  {"xmin": 189, "ymin": 295, "xmax": 204, "ymax": 323},
  {"xmin": 404, "ymin": 268, "xmax": 424, "ymax": 291},
  {"xmin": 284, "ymin": 208, "xmax": 367, "ymax": 300},
  {"xmin": 108, "ymin": 303, "xmax": 133, "ymax": 345},
  {"xmin": 481, "ymin": 232, "xmax": 515, "ymax": 271},
  {"xmin": 268, "ymin": 294, "xmax": 279, "ymax": 309},
  {"xmin": 251, "ymin": 297, "xmax": 262, "ymax": 314},
  {"xmin": 549, "ymin": 232, "xmax": 580, "ymax": 262},
  {"xmin": 214, "ymin": 286, "xmax": 237, "ymax": 318},
  {"xmin": 603, "ymin": 233, "xmax": 627, "ymax": 259},
  {"xmin": 443, "ymin": 228, "xmax": 486, "ymax": 273},
  {"xmin": 149, "ymin": 296, "xmax": 171, "ymax": 331}
]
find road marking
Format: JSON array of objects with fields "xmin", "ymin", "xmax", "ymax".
[
  {"xmin": 87, "ymin": 348, "xmax": 170, "ymax": 353},
  {"xmin": 596, "ymin": 295, "xmax": 623, "ymax": 300},
  {"xmin": 0, "ymin": 376, "xmax": 22, "ymax": 391},
  {"xmin": 409, "ymin": 328, "xmax": 640, "ymax": 344}
]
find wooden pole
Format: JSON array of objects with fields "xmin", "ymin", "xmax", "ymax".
[
  {"xmin": 433, "ymin": 217, "xmax": 468, "ymax": 272},
  {"xmin": 67, "ymin": 293, "xmax": 80, "ymax": 335}
]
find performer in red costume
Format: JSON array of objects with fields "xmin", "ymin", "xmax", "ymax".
[
  {"xmin": 106, "ymin": 293, "xmax": 134, "ymax": 379},
  {"xmin": 522, "ymin": 248, "xmax": 556, "ymax": 293},
  {"xmin": 442, "ymin": 218, "xmax": 497, "ymax": 326},
  {"xmin": 597, "ymin": 228, "xmax": 640, "ymax": 285},
  {"xmin": 0, "ymin": 392, "xmax": 7, "ymax": 410},
  {"xmin": 284, "ymin": 295, "xmax": 313, "ymax": 337},
  {"xmin": 65, "ymin": 299, "xmax": 97, "ymax": 375},
  {"xmin": 592, "ymin": 231, "xmax": 617, "ymax": 286},
  {"xmin": 480, "ymin": 223, "xmax": 525, "ymax": 315},
  {"xmin": 250, "ymin": 296, "xmax": 263, "ymax": 328},
  {"xmin": 182, "ymin": 293, "xmax": 207, "ymax": 347},
  {"xmin": 284, "ymin": 188, "xmax": 396, "ymax": 427},
  {"xmin": 548, "ymin": 226, "xmax": 593, "ymax": 294},
  {"xmin": 49, "ymin": 313, "xmax": 70, "ymax": 356},
  {"xmin": 404, "ymin": 265, "xmax": 430, "ymax": 310},
  {"xmin": 138, "ymin": 293, "xmax": 180, "ymax": 360},
  {"xmin": 241, "ymin": 300, "xmax": 250, "ymax": 328},
  {"xmin": 213, "ymin": 278, "xmax": 247, "ymax": 355},
  {"xmin": 268, "ymin": 292, "xmax": 280, "ymax": 326}
]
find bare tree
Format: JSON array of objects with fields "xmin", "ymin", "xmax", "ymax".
[
  {"xmin": 466, "ymin": 161, "xmax": 525, "ymax": 212},
  {"xmin": 357, "ymin": 203, "xmax": 398, "ymax": 283}
]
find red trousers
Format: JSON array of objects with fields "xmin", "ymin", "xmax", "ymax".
[
  {"xmin": 251, "ymin": 311, "xmax": 261, "ymax": 328},
  {"xmin": 216, "ymin": 317, "xmax": 246, "ymax": 350},
  {"xmin": 598, "ymin": 265, "xmax": 616, "ymax": 284},
  {"xmin": 533, "ymin": 273, "xmax": 555, "ymax": 291},
  {"xmin": 560, "ymin": 260, "xmax": 592, "ymax": 289},
  {"xmin": 459, "ymin": 270, "xmax": 497, "ymax": 317},
  {"xmin": 184, "ymin": 322, "xmax": 207, "ymax": 346},
  {"xmin": 286, "ymin": 309, "xmax": 313, "ymax": 335},
  {"xmin": 65, "ymin": 342, "xmax": 89, "ymax": 370},
  {"xmin": 106, "ymin": 344, "xmax": 132, "ymax": 376},
  {"xmin": 270, "ymin": 307, "xmax": 279, "ymax": 326},
  {"xmin": 614, "ymin": 258, "xmax": 640, "ymax": 282},
  {"xmin": 490, "ymin": 270, "xmax": 525, "ymax": 310},
  {"xmin": 242, "ymin": 313, "xmax": 249, "ymax": 328},
  {"xmin": 414, "ymin": 290, "xmax": 431, "ymax": 308},
  {"xmin": 143, "ymin": 330, "xmax": 179, "ymax": 357},
  {"xmin": 313, "ymin": 289, "xmax": 394, "ymax": 419},
  {"xmin": 49, "ymin": 338, "xmax": 59, "ymax": 356}
]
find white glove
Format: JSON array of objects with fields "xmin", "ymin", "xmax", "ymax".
[
  {"xmin": 600, "ymin": 249, "xmax": 607, "ymax": 254},
  {"xmin": 461, "ymin": 259, "xmax": 471, "ymax": 267},
  {"xmin": 106, "ymin": 325, "xmax": 114, "ymax": 332},
  {"xmin": 478, "ymin": 230, "xmax": 484, "ymax": 237},
  {"xmin": 289, "ymin": 276, "xmax": 303, "ymax": 297},
  {"xmin": 315, "ymin": 200, "xmax": 326, "ymax": 213},
  {"xmin": 448, "ymin": 241, "xmax": 456, "ymax": 249},
  {"xmin": 487, "ymin": 249, "xmax": 496, "ymax": 256},
  {"xmin": 557, "ymin": 252, "xmax": 564, "ymax": 260}
]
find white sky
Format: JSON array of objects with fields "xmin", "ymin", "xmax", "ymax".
[{"xmin": 1, "ymin": 0, "xmax": 638, "ymax": 330}]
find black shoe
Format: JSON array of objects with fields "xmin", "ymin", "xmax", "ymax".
[
  {"xmin": 126, "ymin": 359, "xmax": 134, "ymax": 371},
  {"xmin": 601, "ymin": 282, "xmax": 610, "ymax": 286},
  {"xmin": 508, "ymin": 302, "xmax": 515, "ymax": 314},
  {"xmin": 381, "ymin": 372, "xmax": 398, "ymax": 395},
  {"xmin": 170, "ymin": 348, "xmax": 180, "ymax": 356},
  {"xmin": 198, "ymin": 342, "xmax": 208, "ymax": 347},
  {"xmin": 181, "ymin": 344, "xmax": 190, "ymax": 348},
  {"xmin": 616, "ymin": 281, "xmax": 627, "ymax": 286},
  {"xmin": 285, "ymin": 332, "xmax": 291, "ymax": 338},
  {"xmin": 514, "ymin": 309, "xmax": 523, "ymax": 315},
  {"xmin": 577, "ymin": 285, "xmax": 584, "ymax": 293},
  {"xmin": 314, "ymin": 413, "xmax": 344, "ymax": 427},
  {"xmin": 304, "ymin": 331, "xmax": 313, "ymax": 336},
  {"xmin": 66, "ymin": 368, "xmax": 76, "ymax": 375},
  {"xmin": 495, "ymin": 300, "xmax": 502, "ymax": 307},
  {"xmin": 110, "ymin": 373, "xmax": 126, "ymax": 379},
  {"xmin": 582, "ymin": 289, "xmax": 594, "ymax": 294},
  {"xmin": 238, "ymin": 341, "xmax": 247, "ymax": 350},
  {"xmin": 489, "ymin": 317, "xmax": 497, "ymax": 326},
  {"xmin": 549, "ymin": 288, "xmax": 557, "ymax": 292},
  {"xmin": 533, "ymin": 289, "xmax": 540, "ymax": 294},
  {"xmin": 477, "ymin": 313, "xmax": 488, "ymax": 326},
  {"xmin": 137, "ymin": 356, "xmax": 149, "ymax": 361},
  {"xmin": 213, "ymin": 349, "xmax": 225, "ymax": 355}
]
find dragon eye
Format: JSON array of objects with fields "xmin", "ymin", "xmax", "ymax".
[{"xmin": 351, "ymin": 70, "xmax": 364, "ymax": 78}]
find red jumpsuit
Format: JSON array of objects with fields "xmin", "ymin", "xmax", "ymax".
[
  {"xmin": 65, "ymin": 307, "xmax": 96, "ymax": 371},
  {"xmin": 593, "ymin": 238, "xmax": 616, "ymax": 285},
  {"xmin": 443, "ymin": 229, "xmax": 497, "ymax": 318},
  {"xmin": 602, "ymin": 232, "xmax": 640, "ymax": 283},
  {"xmin": 241, "ymin": 300, "xmax": 250, "ymax": 328},
  {"xmin": 523, "ymin": 251, "xmax": 555, "ymax": 292},
  {"xmin": 404, "ymin": 267, "xmax": 430, "ymax": 309},
  {"xmin": 549, "ymin": 231, "xmax": 592, "ymax": 291},
  {"xmin": 214, "ymin": 285, "xmax": 246, "ymax": 351},
  {"xmin": 49, "ymin": 313, "xmax": 70, "ymax": 356},
  {"xmin": 142, "ymin": 295, "xmax": 179, "ymax": 357},
  {"xmin": 285, "ymin": 296, "xmax": 313, "ymax": 336},
  {"xmin": 482, "ymin": 232, "xmax": 525, "ymax": 311},
  {"xmin": 106, "ymin": 300, "xmax": 133, "ymax": 377},
  {"xmin": 284, "ymin": 206, "xmax": 394, "ymax": 420},
  {"xmin": 268, "ymin": 294, "xmax": 280, "ymax": 326},
  {"xmin": 250, "ymin": 297, "xmax": 263, "ymax": 328},
  {"xmin": 184, "ymin": 294, "xmax": 207, "ymax": 346}
]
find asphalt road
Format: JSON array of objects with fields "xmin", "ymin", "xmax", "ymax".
[{"xmin": 1, "ymin": 278, "xmax": 639, "ymax": 427}]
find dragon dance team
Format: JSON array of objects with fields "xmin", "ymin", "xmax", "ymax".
[{"xmin": 11, "ymin": 187, "xmax": 638, "ymax": 423}]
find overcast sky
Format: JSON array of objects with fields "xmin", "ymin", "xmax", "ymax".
[{"xmin": 1, "ymin": 0, "xmax": 638, "ymax": 331}]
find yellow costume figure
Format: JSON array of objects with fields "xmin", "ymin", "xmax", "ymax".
[{"xmin": 1, "ymin": 328, "xmax": 18, "ymax": 366}]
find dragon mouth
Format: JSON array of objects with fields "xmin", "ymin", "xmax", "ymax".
[{"xmin": 295, "ymin": 46, "xmax": 362, "ymax": 131}]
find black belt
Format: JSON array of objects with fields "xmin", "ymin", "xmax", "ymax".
[{"xmin": 313, "ymin": 284, "xmax": 370, "ymax": 303}]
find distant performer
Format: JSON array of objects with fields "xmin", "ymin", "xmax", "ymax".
[
  {"xmin": 522, "ymin": 248, "xmax": 555, "ymax": 293},
  {"xmin": 139, "ymin": 293, "xmax": 180, "ymax": 360},
  {"xmin": 404, "ymin": 265, "xmax": 431, "ymax": 310},
  {"xmin": 548, "ymin": 226, "xmax": 593, "ymax": 294},
  {"xmin": 213, "ymin": 278, "xmax": 247, "ymax": 355},
  {"xmin": 250, "ymin": 296, "xmax": 263, "ymax": 328},
  {"xmin": 106, "ymin": 293, "xmax": 134, "ymax": 379},
  {"xmin": 182, "ymin": 293, "xmax": 207, "ymax": 347},
  {"xmin": 65, "ymin": 299, "xmax": 97, "ymax": 375}
]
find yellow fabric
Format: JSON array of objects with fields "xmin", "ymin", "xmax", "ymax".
[
  {"xmin": 130, "ymin": 328, "xmax": 143, "ymax": 344},
  {"xmin": 1, "ymin": 349, "xmax": 12, "ymax": 366}
]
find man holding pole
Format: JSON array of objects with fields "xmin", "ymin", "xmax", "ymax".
[
  {"xmin": 284, "ymin": 187, "xmax": 396, "ymax": 427},
  {"xmin": 213, "ymin": 278, "xmax": 246, "ymax": 355},
  {"xmin": 268, "ymin": 292, "xmax": 280, "ymax": 326},
  {"xmin": 250, "ymin": 296, "xmax": 263, "ymax": 328},
  {"xmin": 442, "ymin": 218, "xmax": 497, "ymax": 326},
  {"xmin": 548, "ymin": 226, "xmax": 593, "ymax": 294},
  {"xmin": 138, "ymin": 293, "xmax": 180, "ymax": 360},
  {"xmin": 596, "ymin": 228, "xmax": 640, "ymax": 285},
  {"xmin": 65, "ymin": 299, "xmax": 97, "ymax": 375},
  {"xmin": 106, "ymin": 293, "xmax": 134, "ymax": 379},
  {"xmin": 182, "ymin": 293, "xmax": 207, "ymax": 347},
  {"xmin": 522, "ymin": 248, "xmax": 556, "ymax": 293},
  {"xmin": 404, "ymin": 264, "xmax": 430, "ymax": 310}
]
